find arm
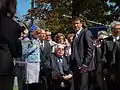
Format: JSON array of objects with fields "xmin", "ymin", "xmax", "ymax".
[
  {"xmin": 24, "ymin": 41, "xmax": 39, "ymax": 58},
  {"xmin": 83, "ymin": 30, "xmax": 94, "ymax": 66}
]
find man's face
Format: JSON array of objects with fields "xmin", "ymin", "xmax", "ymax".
[
  {"xmin": 38, "ymin": 30, "xmax": 46, "ymax": 40},
  {"xmin": 112, "ymin": 24, "xmax": 120, "ymax": 36},
  {"xmin": 46, "ymin": 31, "xmax": 51, "ymax": 41},
  {"xmin": 72, "ymin": 20, "xmax": 82, "ymax": 32},
  {"xmin": 56, "ymin": 44, "xmax": 65, "ymax": 57}
]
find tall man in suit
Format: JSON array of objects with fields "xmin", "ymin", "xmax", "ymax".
[{"xmin": 71, "ymin": 17, "xmax": 94, "ymax": 90}]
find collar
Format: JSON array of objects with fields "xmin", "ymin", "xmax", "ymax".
[
  {"xmin": 57, "ymin": 56, "xmax": 64, "ymax": 59},
  {"xmin": 76, "ymin": 27, "xmax": 82, "ymax": 36},
  {"xmin": 116, "ymin": 36, "xmax": 120, "ymax": 40}
]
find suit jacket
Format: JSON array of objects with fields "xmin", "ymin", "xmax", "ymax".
[
  {"xmin": 101, "ymin": 36, "xmax": 117, "ymax": 68},
  {"xmin": 40, "ymin": 40, "xmax": 52, "ymax": 69},
  {"xmin": 0, "ymin": 15, "xmax": 22, "ymax": 75},
  {"xmin": 113, "ymin": 39, "xmax": 120, "ymax": 84},
  {"xmin": 71, "ymin": 29, "xmax": 95, "ymax": 71},
  {"xmin": 50, "ymin": 54, "xmax": 72, "ymax": 76}
]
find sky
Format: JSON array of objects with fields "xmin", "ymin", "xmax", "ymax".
[{"xmin": 16, "ymin": 0, "xmax": 31, "ymax": 17}]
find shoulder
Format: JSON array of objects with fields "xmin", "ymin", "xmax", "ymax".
[
  {"xmin": 1, "ymin": 16, "xmax": 21, "ymax": 38},
  {"xmin": 50, "ymin": 54, "xmax": 57, "ymax": 61},
  {"xmin": 44, "ymin": 40, "xmax": 51, "ymax": 46},
  {"xmin": 1, "ymin": 16, "xmax": 20, "ymax": 28},
  {"xmin": 85, "ymin": 29, "xmax": 92, "ymax": 35},
  {"xmin": 82, "ymin": 29, "xmax": 93, "ymax": 39}
]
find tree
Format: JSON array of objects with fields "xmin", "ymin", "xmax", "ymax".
[
  {"xmin": 27, "ymin": 0, "xmax": 111, "ymax": 34},
  {"xmin": 108, "ymin": 0, "xmax": 120, "ymax": 21},
  {"xmin": 72, "ymin": 0, "xmax": 109, "ymax": 24},
  {"xmin": 34, "ymin": 0, "xmax": 73, "ymax": 35}
]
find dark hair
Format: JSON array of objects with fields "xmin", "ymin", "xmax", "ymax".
[
  {"xmin": 72, "ymin": 16, "xmax": 84, "ymax": 22},
  {"xmin": 20, "ymin": 26, "xmax": 26, "ymax": 32},
  {"xmin": 72, "ymin": 16, "xmax": 86, "ymax": 28},
  {"xmin": 0, "ymin": 0, "xmax": 17, "ymax": 18}
]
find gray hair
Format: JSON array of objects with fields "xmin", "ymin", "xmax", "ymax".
[
  {"xmin": 110, "ymin": 21, "xmax": 120, "ymax": 28},
  {"xmin": 54, "ymin": 43, "xmax": 66, "ymax": 53}
]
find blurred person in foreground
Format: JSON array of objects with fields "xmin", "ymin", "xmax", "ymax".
[{"xmin": 0, "ymin": 0, "xmax": 22, "ymax": 90}]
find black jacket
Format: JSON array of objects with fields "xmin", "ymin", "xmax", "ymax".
[
  {"xmin": 71, "ymin": 29, "xmax": 95, "ymax": 71},
  {"xmin": 0, "ymin": 15, "xmax": 22, "ymax": 75}
]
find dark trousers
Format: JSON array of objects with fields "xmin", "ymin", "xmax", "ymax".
[
  {"xmin": 23, "ymin": 83, "xmax": 40, "ymax": 90},
  {"xmin": 0, "ymin": 75, "xmax": 14, "ymax": 90},
  {"xmin": 52, "ymin": 79, "xmax": 71, "ymax": 90},
  {"xmin": 106, "ymin": 76, "xmax": 116, "ymax": 90},
  {"xmin": 96, "ymin": 62, "xmax": 107, "ymax": 90},
  {"xmin": 73, "ymin": 70, "xmax": 88, "ymax": 90},
  {"xmin": 15, "ymin": 65, "xmax": 26, "ymax": 90}
]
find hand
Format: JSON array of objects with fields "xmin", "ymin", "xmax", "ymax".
[
  {"xmin": 110, "ymin": 73, "xmax": 116, "ymax": 82},
  {"xmin": 79, "ymin": 65, "xmax": 88, "ymax": 73},
  {"xmin": 52, "ymin": 71, "xmax": 58, "ymax": 80},
  {"xmin": 34, "ymin": 44, "xmax": 39, "ymax": 48},
  {"xmin": 62, "ymin": 74, "xmax": 72, "ymax": 80},
  {"xmin": 103, "ymin": 68, "xmax": 109, "ymax": 75}
]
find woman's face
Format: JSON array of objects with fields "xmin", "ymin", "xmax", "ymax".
[
  {"xmin": 69, "ymin": 36, "xmax": 74, "ymax": 44},
  {"xmin": 58, "ymin": 36, "xmax": 64, "ymax": 44}
]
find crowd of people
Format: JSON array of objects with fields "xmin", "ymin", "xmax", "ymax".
[
  {"xmin": 15, "ymin": 17, "xmax": 120, "ymax": 90},
  {"xmin": 0, "ymin": 0, "xmax": 120, "ymax": 90}
]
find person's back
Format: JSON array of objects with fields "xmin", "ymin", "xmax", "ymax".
[
  {"xmin": 0, "ymin": 0, "xmax": 22, "ymax": 90},
  {"xmin": 0, "ymin": 14, "xmax": 21, "ymax": 74}
]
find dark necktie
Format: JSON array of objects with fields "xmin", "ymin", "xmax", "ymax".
[
  {"xmin": 58, "ymin": 58, "xmax": 64, "ymax": 75},
  {"xmin": 40, "ymin": 41, "xmax": 44, "ymax": 50}
]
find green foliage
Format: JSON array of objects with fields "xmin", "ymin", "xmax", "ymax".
[
  {"xmin": 110, "ymin": 0, "xmax": 120, "ymax": 4},
  {"xmin": 36, "ymin": 0, "xmax": 73, "ymax": 34},
  {"xmin": 72, "ymin": 0, "xmax": 109, "ymax": 24},
  {"xmin": 30, "ymin": 0, "xmax": 119, "ymax": 34}
]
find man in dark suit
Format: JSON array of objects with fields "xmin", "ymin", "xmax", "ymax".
[
  {"xmin": 111, "ymin": 23, "xmax": 120, "ymax": 90},
  {"xmin": 36, "ymin": 29, "xmax": 52, "ymax": 89},
  {"xmin": 50, "ymin": 44, "xmax": 73, "ymax": 90},
  {"xmin": 0, "ymin": 0, "xmax": 22, "ymax": 90},
  {"xmin": 37, "ymin": 29, "xmax": 52, "ymax": 71},
  {"xmin": 114, "ymin": 39, "xmax": 120, "ymax": 88},
  {"xmin": 101, "ymin": 21, "xmax": 120, "ymax": 90},
  {"xmin": 70, "ymin": 17, "xmax": 94, "ymax": 90}
]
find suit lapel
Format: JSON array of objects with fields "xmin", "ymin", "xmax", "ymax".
[
  {"xmin": 55, "ymin": 56, "xmax": 60, "ymax": 72},
  {"xmin": 75, "ymin": 29, "xmax": 85, "ymax": 44}
]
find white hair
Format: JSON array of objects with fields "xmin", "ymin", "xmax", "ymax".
[{"xmin": 110, "ymin": 21, "xmax": 120, "ymax": 28}]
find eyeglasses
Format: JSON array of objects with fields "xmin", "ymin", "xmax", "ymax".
[
  {"xmin": 58, "ymin": 48, "xmax": 64, "ymax": 51},
  {"xmin": 46, "ymin": 34, "xmax": 51, "ymax": 36},
  {"xmin": 112, "ymin": 28, "xmax": 120, "ymax": 30}
]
